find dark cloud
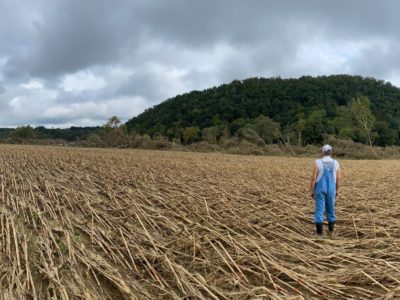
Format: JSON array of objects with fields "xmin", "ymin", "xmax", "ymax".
[
  {"xmin": 5, "ymin": 0, "xmax": 137, "ymax": 78},
  {"xmin": 0, "ymin": 0, "xmax": 400, "ymax": 127},
  {"xmin": 114, "ymin": 67, "xmax": 186, "ymax": 103}
]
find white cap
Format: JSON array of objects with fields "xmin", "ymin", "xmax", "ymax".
[{"xmin": 322, "ymin": 144, "xmax": 332, "ymax": 153}]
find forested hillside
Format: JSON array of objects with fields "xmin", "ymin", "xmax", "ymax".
[{"xmin": 126, "ymin": 75, "xmax": 400, "ymax": 146}]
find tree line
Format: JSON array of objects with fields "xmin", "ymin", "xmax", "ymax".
[{"xmin": 126, "ymin": 75, "xmax": 400, "ymax": 147}]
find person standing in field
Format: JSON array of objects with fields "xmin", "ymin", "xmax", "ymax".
[{"xmin": 310, "ymin": 144, "xmax": 341, "ymax": 238}]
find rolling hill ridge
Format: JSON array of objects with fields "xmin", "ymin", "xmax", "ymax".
[{"xmin": 126, "ymin": 75, "xmax": 400, "ymax": 146}]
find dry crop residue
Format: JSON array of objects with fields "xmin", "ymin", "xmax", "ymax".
[{"xmin": 0, "ymin": 145, "xmax": 399, "ymax": 299}]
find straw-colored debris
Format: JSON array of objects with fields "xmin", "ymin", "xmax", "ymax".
[{"xmin": 0, "ymin": 144, "xmax": 399, "ymax": 299}]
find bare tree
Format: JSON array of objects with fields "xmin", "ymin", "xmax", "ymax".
[{"xmin": 104, "ymin": 116, "xmax": 121, "ymax": 128}]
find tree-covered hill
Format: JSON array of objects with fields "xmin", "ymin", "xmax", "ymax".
[
  {"xmin": 0, "ymin": 126, "xmax": 100, "ymax": 142},
  {"xmin": 126, "ymin": 75, "xmax": 400, "ymax": 146}
]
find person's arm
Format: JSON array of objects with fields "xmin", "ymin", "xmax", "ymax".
[
  {"xmin": 336, "ymin": 167, "xmax": 342, "ymax": 198},
  {"xmin": 309, "ymin": 162, "xmax": 318, "ymax": 199}
]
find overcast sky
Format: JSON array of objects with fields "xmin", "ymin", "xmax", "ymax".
[{"xmin": 0, "ymin": 0, "xmax": 399, "ymax": 127}]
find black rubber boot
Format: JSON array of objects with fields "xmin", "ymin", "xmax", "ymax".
[
  {"xmin": 316, "ymin": 223, "xmax": 323, "ymax": 236},
  {"xmin": 328, "ymin": 222, "xmax": 335, "ymax": 232}
]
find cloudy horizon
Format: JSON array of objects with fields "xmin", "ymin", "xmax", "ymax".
[{"xmin": 1, "ymin": 0, "xmax": 399, "ymax": 128}]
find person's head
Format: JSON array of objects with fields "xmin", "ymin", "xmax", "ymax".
[{"xmin": 322, "ymin": 144, "xmax": 332, "ymax": 156}]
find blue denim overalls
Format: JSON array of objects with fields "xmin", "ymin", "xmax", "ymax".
[{"xmin": 313, "ymin": 159, "xmax": 336, "ymax": 224}]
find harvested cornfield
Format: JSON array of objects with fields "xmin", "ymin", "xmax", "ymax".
[{"xmin": 0, "ymin": 145, "xmax": 399, "ymax": 299}]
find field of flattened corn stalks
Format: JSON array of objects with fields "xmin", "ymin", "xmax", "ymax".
[{"xmin": 0, "ymin": 145, "xmax": 400, "ymax": 299}]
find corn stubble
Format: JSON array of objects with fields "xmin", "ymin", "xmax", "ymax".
[{"xmin": 0, "ymin": 145, "xmax": 399, "ymax": 299}]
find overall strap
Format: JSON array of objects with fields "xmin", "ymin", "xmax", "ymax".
[{"xmin": 322, "ymin": 159, "xmax": 333, "ymax": 171}]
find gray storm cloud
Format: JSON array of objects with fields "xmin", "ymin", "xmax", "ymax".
[{"xmin": 0, "ymin": 0, "xmax": 399, "ymax": 127}]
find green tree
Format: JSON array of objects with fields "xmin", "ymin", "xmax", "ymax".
[
  {"xmin": 294, "ymin": 113, "xmax": 306, "ymax": 146},
  {"xmin": 250, "ymin": 115, "xmax": 280, "ymax": 144},
  {"xmin": 236, "ymin": 127, "xmax": 264, "ymax": 145},
  {"xmin": 332, "ymin": 106, "xmax": 356, "ymax": 139},
  {"xmin": 183, "ymin": 127, "xmax": 200, "ymax": 144},
  {"xmin": 86, "ymin": 133, "xmax": 104, "ymax": 147},
  {"xmin": 211, "ymin": 115, "xmax": 222, "ymax": 126},
  {"xmin": 202, "ymin": 127, "xmax": 219, "ymax": 144},
  {"xmin": 303, "ymin": 109, "xmax": 327, "ymax": 144},
  {"xmin": 201, "ymin": 125, "xmax": 229, "ymax": 144},
  {"xmin": 228, "ymin": 118, "xmax": 248, "ymax": 135},
  {"xmin": 166, "ymin": 126, "xmax": 182, "ymax": 141},
  {"xmin": 150, "ymin": 122, "xmax": 166, "ymax": 137},
  {"xmin": 374, "ymin": 120, "xmax": 397, "ymax": 146},
  {"xmin": 9, "ymin": 125, "xmax": 36, "ymax": 139},
  {"xmin": 350, "ymin": 96, "xmax": 376, "ymax": 146}
]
